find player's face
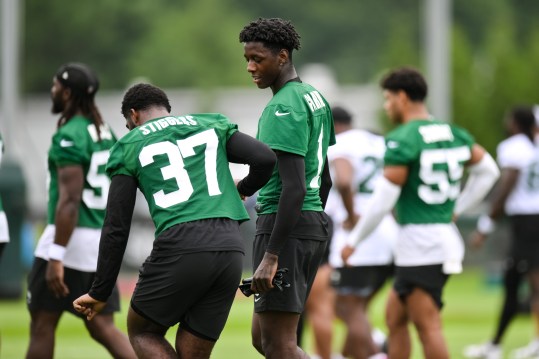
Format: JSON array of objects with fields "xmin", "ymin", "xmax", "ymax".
[
  {"xmin": 243, "ymin": 41, "xmax": 281, "ymax": 89},
  {"xmin": 383, "ymin": 90, "xmax": 404, "ymax": 124},
  {"xmin": 51, "ymin": 78, "xmax": 66, "ymax": 114}
]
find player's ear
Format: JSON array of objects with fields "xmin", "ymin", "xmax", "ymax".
[
  {"xmin": 130, "ymin": 109, "xmax": 141, "ymax": 126},
  {"xmin": 278, "ymin": 49, "xmax": 289, "ymax": 65},
  {"xmin": 62, "ymin": 87, "xmax": 72, "ymax": 102}
]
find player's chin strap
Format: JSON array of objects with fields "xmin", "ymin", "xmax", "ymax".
[
  {"xmin": 453, "ymin": 151, "xmax": 500, "ymax": 217},
  {"xmin": 346, "ymin": 176, "xmax": 401, "ymax": 248}
]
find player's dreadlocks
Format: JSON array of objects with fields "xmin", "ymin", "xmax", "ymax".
[
  {"xmin": 509, "ymin": 106, "xmax": 536, "ymax": 143},
  {"xmin": 121, "ymin": 83, "xmax": 171, "ymax": 119},
  {"xmin": 239, "ymin": 18, "xmax": 301, "ymax": 57},
  {"xmin": 55, "ymin": 63, "xmax": 104, "ymax": 140}
]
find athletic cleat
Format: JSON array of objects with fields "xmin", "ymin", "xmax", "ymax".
[
  {"xmin": 462, "ymin": 342, "xmax": 502, "ymax": 359},
  {"xmin": 510, "ymin": 339, "xmax": 539, "ymax": 359}
]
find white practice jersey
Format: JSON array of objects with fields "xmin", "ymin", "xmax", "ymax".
[
  {"xmin": 497, "ymin": 133, "xmax": 539, "ymax": 215},
  {"xmin": 326, "ymin": 129, "xmax": 397, "ymax": 267}
]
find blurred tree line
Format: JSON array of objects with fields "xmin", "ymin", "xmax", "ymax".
[{"xmin": 23, "ymin": 0, "xmax": 539, "ymax": 152}]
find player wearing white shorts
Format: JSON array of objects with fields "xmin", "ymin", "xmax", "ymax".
[{"xmin": 342, "ymin": 67, "xmax": 500, "ymax": 359}]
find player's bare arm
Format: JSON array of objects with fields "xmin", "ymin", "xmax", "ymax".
[{"xmin": 47, "ymin": 165, "xmax": 84, "ymax": 298}]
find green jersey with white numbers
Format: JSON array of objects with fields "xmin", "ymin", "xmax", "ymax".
[
  {"xmin": 255, "ymin": 81, "xmax": 336, "ymax": 214},
  {"xmin": 47, "ymin": 116, "xmax": 116, "ymax": 228},
  {"xmin": 106, "ymin": 114, "xmax": 249, "ymax": 237},
  {"xmin": 384, "ymin": 119, "xmax": 474, "ymax": 224}
]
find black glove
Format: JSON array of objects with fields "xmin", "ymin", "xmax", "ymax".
[{"xmin": 239, "ymin": 267, "xmax": 290, "ymax": 297}]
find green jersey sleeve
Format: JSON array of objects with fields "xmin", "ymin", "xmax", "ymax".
[
  {"xmin": 106, "ymin": 143, "xmax": 132, "ymax": 178},
  {"xmin": 51, "ymin": 128, "xmax": 90, "ymax": 166}
]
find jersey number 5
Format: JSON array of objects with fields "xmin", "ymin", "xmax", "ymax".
[
  {"xmin": 418, "ymin": 146, "xmax": 471, "ymax": 204},
  {"xmin": 83, "ymin": 150, "xmax": 110, "ymax": 210}
]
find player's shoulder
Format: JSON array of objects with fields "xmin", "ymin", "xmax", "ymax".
[
  {"xmin": 56, "ymin": 116, "xmax": 91, "ymax": 135},
  {"xmin": 271, "ymin": 81, "xmax": 328, "ymax": 111},
  {"xmin": 497, "ymin": 133, "xmax": 534, "ymax": 155},
  {"xmin": 446, "ymin": 121, "xmax": 474, "ymax": 141},
  {"xmin": 189, "ymin": 113, "xmax": 233, "ymax": 126}
]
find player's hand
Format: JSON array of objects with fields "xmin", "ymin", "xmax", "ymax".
[
  {"xmin": 73, "ymin": 294, "xmax": 106, "ymax": 321},
  {"xmin": 341, "ymin": 245, "xmax": 355, "ymax": 266},
  {"xmin": 234, "ymin": 179, "xmax": 247, "ymax": 200},
  {"xmin": 252, "ymin": 252, "xmax": 278, "ymax": 293},
  {"xmin": 46, "ymin": 260, "xmax": 69, "ymax": 298},
  {"xmin": 342, "ymin": 214, "xmax": 360, "ymax": 230},
  {"xmin": 469, "ymin": 230, "xmax": 487, "ymax": 250}
]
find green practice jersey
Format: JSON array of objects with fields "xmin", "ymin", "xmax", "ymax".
[
  {"xmin": 255, "ymin": 81, "xmax": 336, "ymax": 214},
  {"xmin": 384, "ymin": 119, "xmax": 474, "ymax": 224},
  {"xmin": 106, "ymin": 114, "xmax": 249, "ymax": 237},
  {"xmin": 47, "ymin": 116, "xmax": 116, "ymax": 228}
]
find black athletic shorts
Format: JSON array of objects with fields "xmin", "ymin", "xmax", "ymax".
[
  {"xmin": 330, "ymin": 265, "xmax": 394, "ymax": 297},
  {"xmin": 509, "ymin": 214, "xmax": 539, "ymax": 271},
  {"xmin": 252, "ymin": 211, "xmax": 330, "ymax": 313},
  {"xmin": 393, "ymin": 264, "xmax": 449, "ymax": 309},
  {"xmin": 27, "ymin": 257, "xmax": 121, "ymax": 316},
  {"xmin": 319, "ymin": 215, "xmax": 334, "ymax": 265},
  {"xmin": 130, "ymin": 250, "xmax": 243, "ymax": 341}
]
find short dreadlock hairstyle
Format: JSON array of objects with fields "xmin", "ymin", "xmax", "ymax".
[
  {"xmin": 239, "ymin": 18, "xmax": 301, "ymax": 57},
  {"xmin": 121, "ymin": 83, "xmax": 171, "ymax": 119}
]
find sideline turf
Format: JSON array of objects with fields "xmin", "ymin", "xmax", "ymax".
[{"xmin": 0, "ymin": 269, "xmax": 534, "ymax": 358}]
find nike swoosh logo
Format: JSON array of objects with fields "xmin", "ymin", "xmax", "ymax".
[
  {"xmin": 275, "ymin": 110, "xmax": 290, "ymax": 117},
  {"xmin": 60, "ymin": 139, "xmax": 74, "ymax": 147},
  {"xmin": 254, "ymin": 294, "xmax": 261, "ymax": 302}
]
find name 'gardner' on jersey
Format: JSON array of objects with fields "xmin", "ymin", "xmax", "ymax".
[
  {"xmin": 384, "ymin": 119, "xmax": 475, "ymax": 224},
  {"xmin": 106, "ymin": 114, "xmax": 249, "ymax": 237}
]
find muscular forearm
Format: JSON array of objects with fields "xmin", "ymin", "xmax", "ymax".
[
  {"xmin": 54, "ymin": 200, "xmax": 79, "ymax": 246},
  {"xmin": 53, "ymin": 165, "xmax": 84, "ymax": 249},
  {"xmin": 488, "ymin": 168, "xmax": 518, "ymax": 219}
]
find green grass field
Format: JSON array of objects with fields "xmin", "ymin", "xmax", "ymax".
[{"xmin": 0, "ymin": 268, "xmax": 535, "ymax": 358}]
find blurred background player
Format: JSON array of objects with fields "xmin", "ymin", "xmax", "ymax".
[
  {"xmin": 25, "ymin": 63, "xmax": 135, "ymax": 359},
  {"xmin": 325, "ymin": 105, "xmax": 397, "ymax": 359},
  {"xmin": 341, "ymin": 67, "xmax": 500, "ymax": 359},
  {"xmin": 73, "ymin": 83, "xmax": 276, "ymax": 358},
  {"xmin": 463, "ymin": 106, "xmax": 539, "ymax": 359},
  {"xmin": 0, "ymin": 133, "xmax": 9, "ymax": 259},
  {"xmin": 239, "ymin": 17, "xmax": 335, "ymax": 359},
  {"xmin": 302, "ymin": 209, "xmax": 336, "ymax": 359}
]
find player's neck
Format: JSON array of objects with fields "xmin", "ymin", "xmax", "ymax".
[
  {"xmin": 138, "ymin": 109, "xmax": 171, "ymax": 125},
  {"xmin": 271, "ymin": 66, "xmax": 298, "ymax": 95},
  {"xmin": 402, "ymin": 103, "xmax": 430, "ymax": 123}
]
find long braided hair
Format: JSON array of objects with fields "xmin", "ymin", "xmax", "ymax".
[{"xmin": 55, "ymin": 63, "xmax": 104, "ymax": 140}]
